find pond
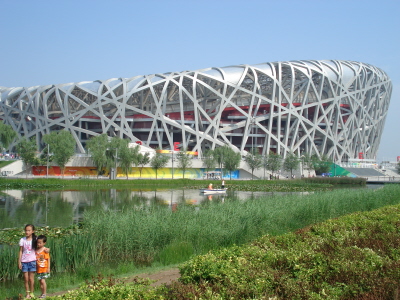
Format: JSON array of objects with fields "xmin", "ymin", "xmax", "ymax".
[
  {"xmin": 1, "ymin": 183, "xmax": 380, "ymax": 230},
  {"xmin": 0, "ymin": 188, "xmax": 312, "ymax": 229}
]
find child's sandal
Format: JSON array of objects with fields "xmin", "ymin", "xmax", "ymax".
[{"xmin": 39, "ymin": 295, "xmax": 46, "ymax": 299}]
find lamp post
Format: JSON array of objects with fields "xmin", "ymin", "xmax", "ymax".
[
  {"xmin": 263, "ymin": 159, "xmax": 267, "ymax": 180},
  {"xmin": 300, "ymin": 155, "xmax": 305, "ymax": 177},
  {"xmin": 46, "ymin": 144, "xmax": 49, "ymax": 179},
  {"xmin": 115, "ymin": 148, "xmax": 118, "ymax": 180},
  {"xmin": 251, "ymin": 118, "xmax": 255, "ymax": 150},
  {"xmin": 172, "ymin": 150, "xmax": 174, "ymax": 179},
  {"xmin": 334, "ymin": 160, "xmax": 336, "ymax": 177}
]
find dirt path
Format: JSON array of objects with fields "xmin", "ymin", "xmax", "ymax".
[
  {"xmin": 134, "ymin": 268, "xmax": 180, "ymax": 286},
  {"xmin": 48, "ymin": 268, "xmax": 181, "ymax": 297}
]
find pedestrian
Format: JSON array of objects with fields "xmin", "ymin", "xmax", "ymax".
[
  {"xmin": 18, "ymin": 224, "xmax": 37, "ymax": 299},
  {"xmin": 221, "ymin": 179, "xmax": 225, "ymax": 189},
  {"xmin": 36, "ymin": 235, "xmax": 50, "ymax": 299},
  {"xmin": 18, "ymin": 225, "xmax": 50, "ymax": 299},
  {"xmin": 208, "ymin": 183, "xmax": 213, "ymax": 190}
]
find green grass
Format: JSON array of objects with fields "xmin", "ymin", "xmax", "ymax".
[
  {"xmin": 0, "ymin": 177, "xmax": 364, "ymax": 191},
  {"xmin": 5, "ymin": 199, "xmax": 398, "ymax": 299},
  {"xmin": 83, "ymin": 185, "xmax": 400, "ymax": 263},
  {"xmin": 0, "ymin": 160, "xmax": 15, "ymax": 168},
  {"xmin": 0, "ymin": 177, "xmax": 185, "ymax": 189},
  {"xmin": 1, "ymin": 260, "xmax": 174, "ymax": 299},
  {"xmin": 2, "ymin": 184, "xmax": 399, "ymax": 299}
]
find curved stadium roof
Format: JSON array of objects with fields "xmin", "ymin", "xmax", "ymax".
[{"xmin": 0, "ymin": 60, "xmax": 392, "ymax": 161}]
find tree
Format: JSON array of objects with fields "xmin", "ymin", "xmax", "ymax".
[
  {"xmin": 214, "ymin": 145, "xmax": 231, "ymax": 177},
  {"xmin": 176, "ymin": 149, "xmax": 193, "ymax": 179},
  {"xmin": 150, "ymin": 149, "xmax": 169, "ymax": 179},
  {"xmin": 311, "ymin": 154, "xmax": 332, "ymax": 175},
  {"xmin": 105, "ymin": 137, "xmax": 128, "ymax": 179},
  {"xmin": 223, "ymin": 148, "xmax": 241, "ymax": 180},
  {"xmin": 16, "ymin": 137, "xmax": 37, "ymax": 178},
  {"xmin": 43, "ymin": 130, "xmax": 76, "ymax": 177},
  {"xmin": 244, "ymin": 148, "xmax": 262, "ymax": 179},
  {"xmin": 266, "ymin": 151, "xmax": 282, "ymax": 178},
  {"xmin": 283, "ymin": 152, "xmax": 299, "ymax": 178},
  {"xmin": 119, "ymin": 144, "xmax": 139, "ymax": 179},
  {"xmin": 0, "ymin": 121, "xmax": 17, "ymax": 150},
  {"xmin": 137, "ymin": 152, "xmax": 151, "ymax": 178},
  {"xmin": 32, "ymin": 149, "xmax": 51, "ymax": 176},
  {"xmin": 301, "ymin": 154, "xmax": 314, "ymax": 177},
  {"xmin": 202, "ymin": 149, "xmax": 216, "ymax": 171},
  {"xmin": 86, "ymin": 134, "xmax": 109, "ymax": 177}
]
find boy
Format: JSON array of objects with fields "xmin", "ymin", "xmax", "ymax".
[{"xmin": 35, "ymin": 235, "xmax": 50, "ymax": 299}]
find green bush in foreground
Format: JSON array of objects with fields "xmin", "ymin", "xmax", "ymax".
[
  {"xmin": 178, "ymin": 204, "xmax": 400, "ymax": 299},
  {"xmin": 45, "ymin": 201, "xmax": 400, "ymax": 299},
  {"xmin": 45, "ymin": 275, "xmax": 164, "ymax": 300}
]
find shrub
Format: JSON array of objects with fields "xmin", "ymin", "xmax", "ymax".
[{"xmin": 178, "ymin": 203, "xmax": 400, "ymax": 299}]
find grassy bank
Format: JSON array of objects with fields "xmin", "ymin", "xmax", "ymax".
[
  {"xmin": 0, "ymin": 160, "xmax": 15, "ymax": 168},
  {"xmin": 0, "ymin": 177, "xmax": 198, "ymax": 190},
  {"xmin": 0, "ymin": 177, "xmax": 363, "ymax": 191},
  {"xmin": 2, "ymin": 185, "xmax": 400, "ymax": 298}
]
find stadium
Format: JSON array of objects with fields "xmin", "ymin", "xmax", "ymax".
[{"xmin": 0, "ymin": 60, "xmax": 392, "ymax": 162}]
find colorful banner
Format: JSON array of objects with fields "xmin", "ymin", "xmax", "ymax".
[
  {"xmin": 32, "ymin": 166, "xmax": 99, "ymax": 177},
  {"xmin": 156, "ymin": 149, "xmax": 198, "ymax": 156},
  {"xmin": 32, "ymin": 166, "xmax": 204, "ymax": 178},
  {"xmin": 32, "ymin": 166, "xmax": 240, "ymax": 179}
]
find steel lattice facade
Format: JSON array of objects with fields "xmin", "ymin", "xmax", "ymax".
[{"xmin": 0, "ymin": 60, "xmax": 392, "ymax": 161}]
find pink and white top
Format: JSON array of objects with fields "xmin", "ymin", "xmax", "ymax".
[{"xmin": 19, "ymin": 237, "xmax": 36, "ymax": 262}]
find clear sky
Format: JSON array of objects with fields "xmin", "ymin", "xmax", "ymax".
[{"xmin": 1, "ymin": 0, "xmax": 399, "ymax": 162}]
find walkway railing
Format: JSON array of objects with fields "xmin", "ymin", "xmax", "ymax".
[{"xmin": 365, "ymin": 176, "xmax": 400, "ymax": 182}]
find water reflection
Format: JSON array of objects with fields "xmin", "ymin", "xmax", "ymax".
[
  {"xmin": 0, "ymin": 188, "xmax": 233, "ymax": 229},
  {"xmin": 0, "ymin": 188, "xmax": 313, "ymax": 229}
]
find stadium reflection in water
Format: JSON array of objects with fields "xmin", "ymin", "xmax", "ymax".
[{"xmin": 0, "ymin": 188, "xmax": 310, "ymax": 229}]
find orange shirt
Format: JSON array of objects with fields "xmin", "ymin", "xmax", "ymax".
[{"xmin": 36, "ymin": 249, "xmax": 50, "ymax": 273}]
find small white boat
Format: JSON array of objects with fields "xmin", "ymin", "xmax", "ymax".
[{"xmin": 200, "ymin": 188, "xmax": 228, "ymax": 195}]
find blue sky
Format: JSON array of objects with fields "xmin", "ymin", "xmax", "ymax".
[{"xmin": 1, "ymin": 0, "xmax": 399, "ymax": 162}]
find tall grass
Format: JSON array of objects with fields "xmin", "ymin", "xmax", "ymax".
[
  {"xmin": 0, "ymin": 245, "xmax": 19, "ymax": 281},
  {"xmin": 85, "ymin": 185, "xmax": 400, "ymax": 266},
  {"xmin": 1, "ymin": 185, "xmax": 400, "ymax": 293},
  {"xmin": 46, "ymin": 234, "xmax": 101, "ymax": 273}
]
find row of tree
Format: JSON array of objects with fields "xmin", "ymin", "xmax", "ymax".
[
  {"xmin": 0, "ymin": 122, "xmax": 195, "ymax": 179},
  {"xmin": 243, "ymin": 148, "xmax": 334, "ymax": 179},
  {"xmin": 1, "ymin": 121, "xmax": 335, "ymax": 179}
]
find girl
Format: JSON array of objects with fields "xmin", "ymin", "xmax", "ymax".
[{"xmin": 18, "ymin": 224, "xmax": 37, "ymax": 299}]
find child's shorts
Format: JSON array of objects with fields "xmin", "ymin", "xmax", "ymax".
[
  {"xmin": 21, "ymin": 261, "xmax": 36, "ymax": 272},
  {"xmin": 37, "ymin": 272, "xmax": 50, "ymax": 280}
]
